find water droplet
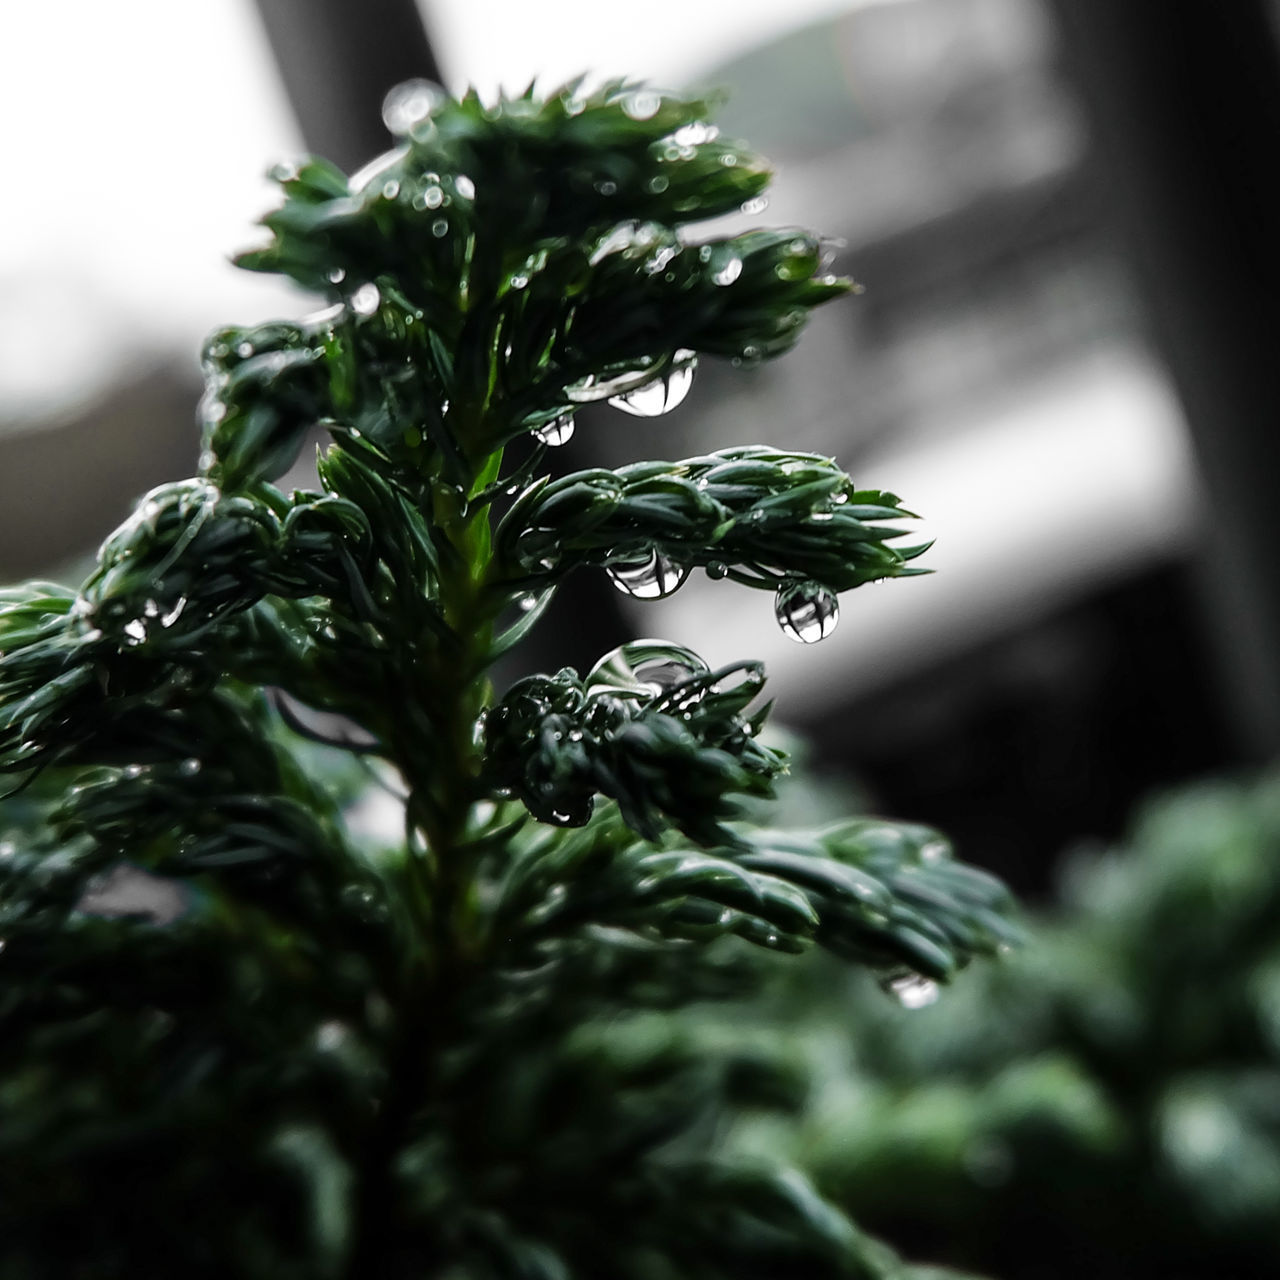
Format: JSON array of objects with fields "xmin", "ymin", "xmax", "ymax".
[
  {"xmin": 422, "ymin": 184, "xmax": 444, "ymax": 209},
  {"xmin": 431, "ymin": 217, "xmax": 448, "ymax": 237},
  {"xmin": 236, "ymin": 341, "xmax": 254, "ymax": 358},
  {"xmin": 706, "ymin": 561, "xmax": 728, "ymax": 580},
  {"xmin": 741, "ymin": 196, "xmax": 768, "ymax": 215},
  {"xmin": 315, "ymin": 1020, "xmax": 347, "ymax": 1051},
  {"xmin": 719, "ymin": 152, "xmax": 738, "ymax": 167},
  {"xmin": 350, "ymin": 283, "xmax": 380, "ymax": 316},
  {"xmin": 0, "ymin": 841, "xmax": 15, "ymax": 860},
  {"xmin": 595, "ymin": 179, "xmax": 618, "ymax": 196},
  {"xmin": 381, "ymin": 179, "xmax": 401, "ymax": 200},
  {"xmin": 455, "ymin": 175, "xmax": 476, "ymax": 200},
  {"xmin": 607, "ymin": 550, "xmax": 689, "ymax": 600},
  {"xmin": 623, "ymin": 89, "xmax": 661, "ymax": 120},
  {"xmin": 510, "ymin": 273, "xmax": 529, "ymax": 289},
  {"xmin": 713, "ymin": 257, "xmax": 742, "ymax": 286},
  {"xmin": 819, "ymin": 236, "xmax": 847, "ymax": 270},
  {"xmin": 123, "ymin": 618, "xmax": 148, "ymax": 645},
  {"xmin": 179, "ymin": 757, "xmax": 201, "ymax": 777},
  {"xmin": 608, "ymin": 349, "xmax": 697, "ymax": 417},
  {"xmin": 568, "ymin": 728, "xmax": 584, "ymax": 742},
  {"xmin": 327, "ymin": 266, "xmax": 347, "ymax": 284},
  {"xmin": 775, "ymin": 583, "xmax": 839, "ymax": 644},
  {"xmin": 645, "ymin": 244, "xmax": 677, "ymax": 275},
  {"xmin": 517, "ymin": 593, "xmax": 539, "ymax": 613},
  {"xmin": 381, "ymin": 79, "xmax": 444, "ymax": 134},
  {"xmin": 881, "ymin": 971, "xmax": 940, "ymax": 1009},
  {"xmin": 673, "ymin": 122, "xmax": 717, "ymax": 146},
  {"xmin": 811, "ymin": 510, "xmax": 834, "ymax": 523},
  {"xmin": 123, "ymin": 764, "xmax": 146, "ymax": 780},
  {"xmin": 532, "ymin": 413, "xmax": 574, "ymax": 447},
  {"xmin": 647, "ymin": 174, "xmax": 669, "ymax": 194},
  {"xmin": 919, "ymin": 840, "xmax": 948, "ymax": 864}
]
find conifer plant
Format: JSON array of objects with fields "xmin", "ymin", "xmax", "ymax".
[{"xmin": 0, "ymin": 80, "xmax": 1019, "ymax": 1278}]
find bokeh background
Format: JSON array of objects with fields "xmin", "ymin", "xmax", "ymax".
[{"xmin": 5, "ymin": 2, "xmax": 1280, "ymax": 1276}]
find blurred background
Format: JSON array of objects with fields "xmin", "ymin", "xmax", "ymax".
[
  {"xmin": 5, "ymin": 2, "xmax": 1280, "ymax": 1273},
  {"xmin": 8, "ymin": 0, "xmax": 1280, "ymax": 895}
]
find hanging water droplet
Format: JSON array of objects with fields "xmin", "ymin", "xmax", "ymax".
[
  {"xmin": 741, "ymin": 195, "xmax": 769, "ymax": 215},
  {"xmin": 381, "ymin": 79, "xmax": 444, "ymax": 134},
  {"xmin": 608, "ymin": 349, "xmax": 697, "ymax": 417},
  {"xmin": 880, "ymin": 971, "xmax": 940, "ymax": 1010},
  {"xmin": 509, "ymin": 273, "xmax": 529, "ymax": 289},
  {"xmin": 607, "ymin": 550, "xmax": 689, "ymax": 600},
  {"xmin": 381, "ymin": 179, "xmax": 401, "ymax": 200},
  {"xmin": 713, "ymin": 257, "xmax": 742, "ymax": 286},
  {"xmin": 517, "ymin": 593, "xmax": 539, "ymax": 613},
  {"xmin": 236, "ymin": 341, "xmax": 255, "ymax": 358},
  {"xmin": 819, "ymin": 236, "xmax": 847, "ymax": 271},
  {"xmin": 594, "ymin": 179, "xmax": 618, "ymax": 196},
  {"xmin": 350, "ymin": 283, "xmax": 380, "ymax": 316},
  {"xmin": 431, "ymin": 217, "xmax": 448, "ymax": 238},
  {"xmin": 775, "ymin": 583, "xmax": 839, "ymax": 644},
  {"xmin": 532, "ymin": 413, "xmax": 574, "ymax": 447},
  {"xmin": 179, "ymin": 757, "xmax": 201, "ymax": 777},
  {"xmin": 422, "ymin": 184, "xmax": 444, "ymax": 209},
  {"xmin": 327, "ymin": 266, "xmax": 346, "ymax": 284},
  {"xmin": 647, "ymin": 174, "xmax": 669, "ymax": 194},
  {"xmin": 455, "ymin": 174, "xmax": 476, "ymax": 200},
  {"xmin": 706, "ymin": 561, "xmax": 728, "ymax": 580}
]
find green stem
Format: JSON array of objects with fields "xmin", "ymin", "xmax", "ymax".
[{"xmin": 346, "ymin": 442, "xmax": 501, "ymax": 1277}]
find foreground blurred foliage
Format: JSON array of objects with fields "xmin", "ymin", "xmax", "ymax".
[
  {"xmin": 727, "ymin": 772, "xmax": 1280, "ymax": 1280},
  {"xmin": 0, "ymin": 80, "xmax": 1015, "ymax": 1278}
]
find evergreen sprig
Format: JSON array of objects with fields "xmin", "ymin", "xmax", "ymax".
[{"xmin": 0, "ymin": 78, "xmax": 1015, "ymax": 1279}]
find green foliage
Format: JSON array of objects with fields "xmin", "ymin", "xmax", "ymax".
[
  {"xmin": 734, "ymin": 773, "xmax": 1280, "ymax": 1280},
  {"xmin": 0, "ymin": 79, "xmax": 1015, "ymax": 1278}
]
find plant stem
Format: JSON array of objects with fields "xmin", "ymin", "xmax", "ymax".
[{"xmin": 347, "ymin": 444, "xmax": 499, "ymax": 1275}]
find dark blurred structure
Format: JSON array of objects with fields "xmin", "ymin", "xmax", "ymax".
[{"xmin": 0, "ymin": 370, "xmax": 198, "ymax": 578}]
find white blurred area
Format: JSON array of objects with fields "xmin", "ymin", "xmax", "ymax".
[
  {"xmin": 0, "ymin": 0, "xmax": 303, "ymax": 429},
  {"xmin": 422, "ymin": 0, "xmax": 899, "ymax": 100}
]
